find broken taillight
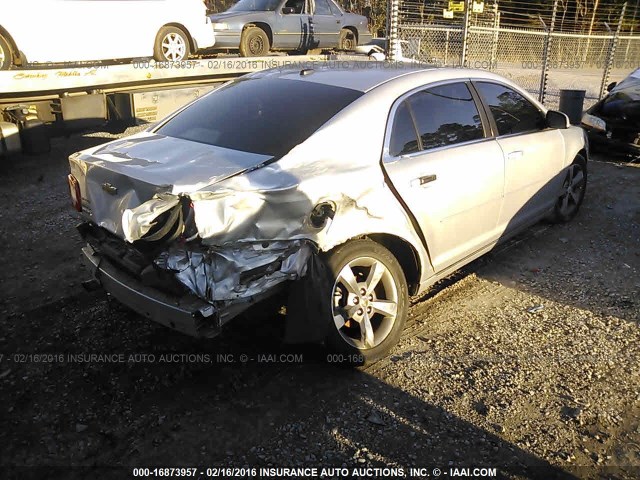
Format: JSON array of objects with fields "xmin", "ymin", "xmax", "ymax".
[{"xmin": 68, "ymin": 174, "xmax": 82, "ymax": 212}]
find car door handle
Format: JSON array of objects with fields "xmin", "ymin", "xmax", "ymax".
[
  {"xmin": 411, "ymin": 174, "xmax": 437, "ymax": 187},
  {"xmin": 507, "ymin": 150, "xmax": 523, "ymax": 160}
]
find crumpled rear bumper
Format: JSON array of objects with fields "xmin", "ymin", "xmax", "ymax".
[{"xmin": 82, "ymin": 245, "xmax": 221, "ymax": 338}]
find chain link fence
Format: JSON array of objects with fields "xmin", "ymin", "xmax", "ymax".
[{"xmin": 394, "ymin": 0, "xmax": 640, "ymax": 110}]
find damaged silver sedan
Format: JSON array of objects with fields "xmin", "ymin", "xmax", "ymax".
[{"xmin": 69, "ymin": 65, "xmax": 588, "ymax": 363}]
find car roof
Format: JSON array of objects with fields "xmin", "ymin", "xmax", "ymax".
[{"xmin": 248, "ymin": 63, "xmax": 515, "ymax": 93}]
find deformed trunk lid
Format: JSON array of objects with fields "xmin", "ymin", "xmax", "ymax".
[{"xmin": 70, "ymin": 132, "xmax": 273, "ymax": 237}]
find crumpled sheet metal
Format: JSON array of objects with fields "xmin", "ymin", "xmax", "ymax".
[
  {"xmin": 154, "ymin": 240, "xmax": 312, "ymax": 301},
  {"xmin": 122, "ymin": 193, "xmax": 180, "ymax": 243},
  {"xmin": 69, "ymin": 152, "xmax": 170, "ymax": 237},
  {"xmin": 188, "ymin": 156, "xmax": 420, "ymax": 255},
  {"xmin": 180, "ymin": 90, "xmax": 428, "ymax": 257}
]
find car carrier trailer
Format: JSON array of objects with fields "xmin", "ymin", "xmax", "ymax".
[{"xmin": 0, "ymin": 54, "xmax": 363, "ymax": 156}]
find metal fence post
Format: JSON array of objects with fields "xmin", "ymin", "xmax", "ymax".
[
  {"xmin": 538, "ymin": 0, "xmax": 558, "ymax": 104},
  {"xmin": 387, "ymin": 0, "xmax": 400, "ymax": 62},
  {"xmin": 490, "ymin": 1, "xmax": 500, "ymax": 69},
  {"xmin": 445, "ymin": 30, "xmax": 450, "ymax": 66},
  {"xmin": 625, "ymin": 1, "xmax": 638, "ymax": 62},
  {"xmin": 461, "ymin": 0, "xmax": 472, "ymax": 67},
  {"xmin": 600, "ymin": 2, "xmax": 627, "ymax": 99}
]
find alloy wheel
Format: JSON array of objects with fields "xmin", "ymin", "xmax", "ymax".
[
  {"xmin": 558, "ymin": 163, "xmax": 586, "ymax": 218},
  {"xmin": 331, "ymin": 257, "xmax": 399, "ymax": 349},
  {"xmin": 161, "ymin": 33, "xmax": 186, "ymax": 61}
]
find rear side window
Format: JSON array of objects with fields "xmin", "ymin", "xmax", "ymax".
[
  {"xmin": 475, "ymin": 82, "xmax": 547, "ymax": 136},
  {"xmin": 406, "ymin": 83, "xmax": 484, "ymax": 150},
  {"xmin": 328, "ymin": 0, "xmax": 342, "ymax": 14},
  {"xmin": 157, "ymin": 77, "xmax": 363, "ymax": 157},
  {"xmin": 389, "ymin": 101, "xmax": 419, "ymax": 157}
]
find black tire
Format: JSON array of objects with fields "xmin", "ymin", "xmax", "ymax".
[
  {"xmin": 239, "ymin": 27, "xmax": 270, "ymax": 57},
  {"xmin": 153, "ymin": 26, "xmax": 190, "ymax": 62},
  {"xmin": 0, "ymin": 35, "xmax": 13, "ymax": 70},
  {"xmin": 551, "ymin": 155, "xmax": 587, "ymax": 223},
  {"xmin": 322, "ymin": 239, "xmax": 409, "ymax": 365},
  {"xmin": 338, "ymin": 29, "xmax": 356, "ymax": 51}
]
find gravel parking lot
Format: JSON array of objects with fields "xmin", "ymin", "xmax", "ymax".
[{"xmin": 0, "ymin": 128, "xmax": 638, "ymax": 480}]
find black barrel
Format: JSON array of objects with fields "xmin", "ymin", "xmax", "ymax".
[{"xmin": 558, "ymin": 89, "xmax": 586, "ymax": 125}]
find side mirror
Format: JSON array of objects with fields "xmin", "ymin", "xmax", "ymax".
[
  {"xmin": 282, "ymin": 6, "xmax": 295, "ymax": 14},
  {"xmin": 607, "ymin": 81, "xmax": 617, "ymax": 92},
  {"xmin": 546, "ymin": 110, "xmax": 570, "ymax": 129}
]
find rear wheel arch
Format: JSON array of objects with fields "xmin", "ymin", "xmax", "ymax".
[
  {"xmin": 576, "ymin": 148, "xmax": 588, "ymax": 170},
  {"xmin": 364, "ymin": 233, "xmax": 421, "ymax": 296},
  {"xmin": 285, "ymin": 234, "xmax": 416, "ymax": 359}
]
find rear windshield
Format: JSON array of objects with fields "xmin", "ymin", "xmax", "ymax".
[{"xmin": 156, "ymin": 77, "xmax": 363, "ymax": 157}]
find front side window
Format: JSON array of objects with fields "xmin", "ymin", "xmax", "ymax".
[
  {"xmin": 406, "ymin": 83, "xmax": 485, "ymax": 151},
  {"xmin": 284, "ymin": 0, "xmax": 305, "ymax": 13},
  {"xmin": 475, "ymin": 82, "xmax": 547, "ymax": 136}
]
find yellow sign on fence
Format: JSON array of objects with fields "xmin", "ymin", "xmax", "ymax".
[
  {"xmin": 443, "ymin": 8, "xmax": 454, "ymax": 19},
  {"xmin": 448, "ymin": 1, "xmax": 465, "ymax": 12},
  {"xmin": 472, "ymin": 1, "xmax": 485, "ymax": 13}
]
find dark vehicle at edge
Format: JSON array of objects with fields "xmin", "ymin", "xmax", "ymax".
[{"xmin": 582, "ymin": 67, "xmax": 640, "ymax": 158}]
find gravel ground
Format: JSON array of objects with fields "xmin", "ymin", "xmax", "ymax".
[{"xmin": 0, "ymin": 129, "xmax": 638, "ymax": 480}]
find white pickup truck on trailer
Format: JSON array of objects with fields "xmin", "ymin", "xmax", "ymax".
[{"xmin": 0, "ymin": 0, "xmax": 215, "ymax": 69}]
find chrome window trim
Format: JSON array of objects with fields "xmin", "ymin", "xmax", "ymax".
[
  {"xmin": 383, "ymin": 79, "xmax": 490, "ymax": 164},
  {"xmin": 470, "ymin": 79, "xmax": 549, "ymax": 140}
]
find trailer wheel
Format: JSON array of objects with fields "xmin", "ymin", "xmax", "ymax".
[
  {"xmin": 154, "ymin": 26, "xmax": 190, "ymax": 62},
  {"xmin": 338, "ymin": 29, "xmax": 356, "ymax": 51},
  {"xmin": 0, "ymin": 35, "xmax": 13, "ymax": 70}
]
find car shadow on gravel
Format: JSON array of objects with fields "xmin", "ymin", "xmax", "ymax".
[
  {"xmin": 0, "ymin": 292, "xmax": 583, "ymax": 480},
  {"xmin": 412, "ymin": 160, "xmax": 639, "ymax": 327},
  {"xmin": 476, "ymin": 160, "xmax": 639, "ymax": 326}
]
